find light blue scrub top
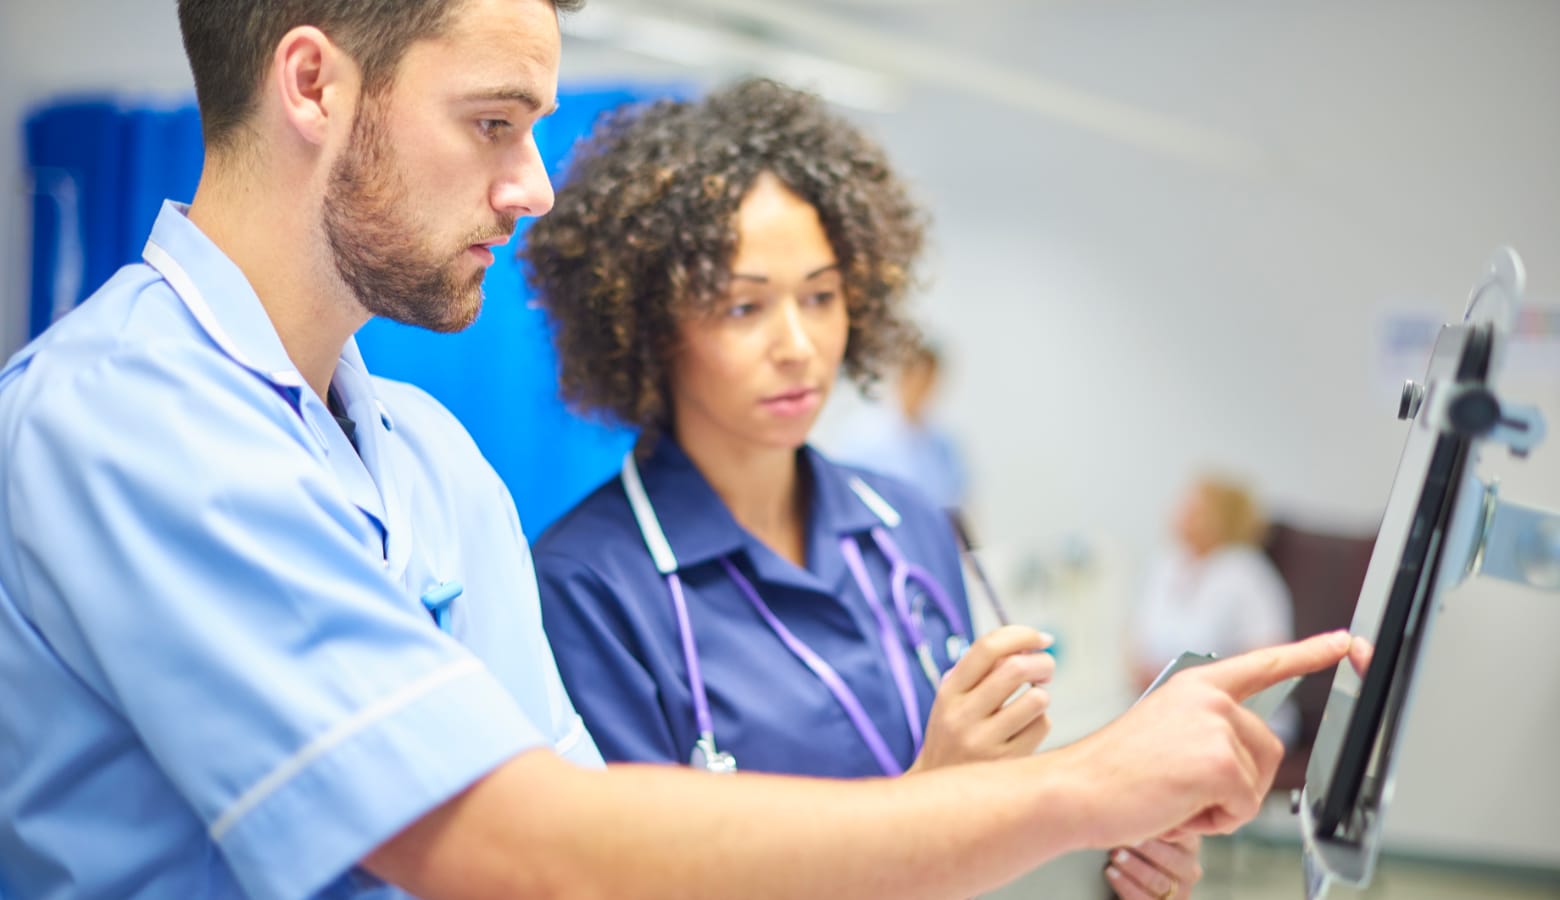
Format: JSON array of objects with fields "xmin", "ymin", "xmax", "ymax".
[
  {"xmin": 0, "ymin": 202, "xmax": 602, "ymax": 900},
  {"xmin": 534, "ymin": 437, "xmax": 972, "ymax": 778}
]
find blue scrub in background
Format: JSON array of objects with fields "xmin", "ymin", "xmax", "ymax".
[
  {"xmin": 534, "ymin": 436, "xmax": 973, "ymax": 778},
  {"xmin": 0, "ymin": 203, "xmax": 602, "ymax": 900}
]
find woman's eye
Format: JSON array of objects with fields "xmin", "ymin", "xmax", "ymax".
[
  {"xmin": 726, "ymin": 301, "xmax": 761, "ymax": 319},
  {"xmin": 806, "ymin": 291, "xmax": 837, "ymax": 306}
]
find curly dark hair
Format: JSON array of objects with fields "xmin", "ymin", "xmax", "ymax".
[{"xmin": 522, "ymin": 77, "xmax": 927, "ymax": 438}]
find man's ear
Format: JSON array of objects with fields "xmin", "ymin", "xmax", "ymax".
[{"xmin": 270, "ymin": 25, "xmax": 357, "ymax": 147}]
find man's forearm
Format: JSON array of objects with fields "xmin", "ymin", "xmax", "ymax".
[
  {"xmin": 368, "ymin": 746, "xmax": 1100, "ymax": 900},
  {"xmin": 368, "ymin": 633, "xmax": 1358, "ymax": 898}
]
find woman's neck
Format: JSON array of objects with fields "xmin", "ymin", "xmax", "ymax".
[{"xmin": 673, "ymin": 424, "xmax": 809, "ymax": 568}]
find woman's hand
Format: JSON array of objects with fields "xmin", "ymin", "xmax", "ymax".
[
  {"xmin": 908, "ymin": 625, "xmax": 1055, "ymax": 773},
  {"xmin": 1106, "ymin": 835, "xmax": 1203, "ymax": 899}
]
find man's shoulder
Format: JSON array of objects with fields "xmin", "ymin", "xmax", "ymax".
[
  {"xmin": 3, "ymin": 263, "xmax": 218, "ymax": 404},
  {"xmin": 2, "ymin": 297, "xmax": 290, "ymax": 448}
]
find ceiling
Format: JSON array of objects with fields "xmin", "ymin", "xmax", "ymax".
[{"xmin": 559, "ymin": 0, "xmax": 1267, "ymax": 172}]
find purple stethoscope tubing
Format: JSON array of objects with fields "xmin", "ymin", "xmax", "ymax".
[
  {"xmin": 621, "ymin": 456, "xmax": 970, "ymax": 776},
  {"xmin": 868, "ymin": 525, "xmax": 968, "ymax": 688},
  {"xmin": 720, "ymin": 556, "xmax": 910, "ymax": 776}
]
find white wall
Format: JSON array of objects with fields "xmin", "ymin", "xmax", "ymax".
[{"xmin": 3, "ymin": 0, "xmax": 1557, "ymax": 871}]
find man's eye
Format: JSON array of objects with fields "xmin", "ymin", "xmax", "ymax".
[{"xmin": 477, "ymin": 119, "xmax": 513, "ymax": 140}]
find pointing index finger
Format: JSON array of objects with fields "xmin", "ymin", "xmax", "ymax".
[{"xmin": 1198, "ymin": 631, "xmax": 1354, "ymax": 701}]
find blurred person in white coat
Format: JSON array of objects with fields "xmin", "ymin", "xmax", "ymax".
[{"xmin": 1130, "ymin": 475, "xmax": 1298, "ymax": 743}]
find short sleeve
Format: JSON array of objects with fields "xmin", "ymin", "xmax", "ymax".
[
  {"xmin": 4, "ymin": 343, "xmax": 545, "ymax": 899},
  {"xmin": 534, "ymin": 551, "xmax": 682, "ymax": 765}
]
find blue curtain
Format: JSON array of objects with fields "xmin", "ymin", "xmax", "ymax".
[
  {"xmin": 24, "ymin": 84, "xmax": 678, "ymax": 535},
  {"xmin": 25, "ymin": 99, "xmax": 205, "ymax": 338}
]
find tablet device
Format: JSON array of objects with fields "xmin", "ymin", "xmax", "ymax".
[
  {"xmin": 1299, "ymin": 250, "xmax": 1522, "ymax": 895},
  {"xmin": 1139, "ymin": 650, "xmax": 1301, "ymax": 722}
]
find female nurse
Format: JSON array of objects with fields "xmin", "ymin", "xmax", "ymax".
[
  {"xmin": 522, "ymin": 78, "xmax": 1058, "ymax": 780},
  {"xmin": 523, "ymin": 80, "xmax": 1207, "ymax": 900}
]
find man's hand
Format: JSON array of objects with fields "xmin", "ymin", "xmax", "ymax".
[
  {"xmin": 1106, "ymin": 835, "xmax": 1202, "ymax": 900},
  {"xmin": 1057, "ymin": 630, "xmax": 1356, "ymax": 848},
  {"xmin": 1349, "ymin": 636, "xmax": 1374, "ymax": 675},
  {"xmin": 909, "ymin": 626, "xmax": 1054, "ymax": 772}
]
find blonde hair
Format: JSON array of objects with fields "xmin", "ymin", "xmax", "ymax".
[{"xmin": 1194, "ymin": 476, "xmax": 1268, "ymax": 548}]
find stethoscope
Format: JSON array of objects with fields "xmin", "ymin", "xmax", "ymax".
[{"xmin": 621, "ymin": 454, "xmax": 972, "ymax": 776}]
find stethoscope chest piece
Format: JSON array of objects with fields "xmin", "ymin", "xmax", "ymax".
[
  {"xmin": 690, "ymin": 734, "xmax": 738, "ymax": 774},
  {"xmin": 946, "ymin": 634, "xmax": 969, "ymax": 664}
]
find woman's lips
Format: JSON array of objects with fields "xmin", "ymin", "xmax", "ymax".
[{"xmin": 760, "ymin": 387, "xmax": 821, "ymax": 418}]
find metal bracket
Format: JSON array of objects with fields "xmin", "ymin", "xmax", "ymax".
[
  {"xmin": 1487, "ymin": 402, "xmax": 1548, "ymax": 458},
  {"xmin": 1466, "ymin": 483, "xmax": 1560, "ymax": 591},
  {"xmin": 1416, "ymin": 381, "xmax": 1548, "ymax": 459}
]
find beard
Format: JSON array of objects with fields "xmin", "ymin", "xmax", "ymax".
[{"xmin": 322, "ymin": 99, "xmax": 513, "ymax": 333}]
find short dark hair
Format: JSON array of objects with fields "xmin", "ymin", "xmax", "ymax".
[
  {"xmin": 522, "ymin": 78, "xmax": 926, "ymax": 438},
  {"xmin": 177, "ymin": 0, "xmax": 585, "ymax": 152}
]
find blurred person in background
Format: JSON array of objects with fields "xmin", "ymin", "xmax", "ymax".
[
  {"xmin": 1129, "ymin": 475, "xmax": 1298, "ymax": 743},
  {"xmin": 833, "ymin": 341, "xmax": 968, "ymax": 512}
]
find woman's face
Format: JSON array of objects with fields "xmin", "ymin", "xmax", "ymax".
[
  {"xmin": 669, "ymin": 172, "xmax": 849, "ymax": 456},
  {"xmin": 1173, "ymin": 485, "xmax": 1219, "ymax": 556}
]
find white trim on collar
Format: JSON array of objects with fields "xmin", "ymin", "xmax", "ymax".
[
  {"xmin": 142, "ymin": 238, "xmax": 305, "ymax": 389},
  {"xmin": 846, "ymin": 477, "xmax": 903, "ymax": 529}
]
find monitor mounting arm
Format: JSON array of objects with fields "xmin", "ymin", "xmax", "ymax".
[{"xmin": 1408, "ymin": 379, "xmax": 1560, "ymax": 593}]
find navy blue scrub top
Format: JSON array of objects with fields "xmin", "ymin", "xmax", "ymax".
[{"xmin": 535, "ymin": 437, "xmax": 973, "ymax": 778}]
